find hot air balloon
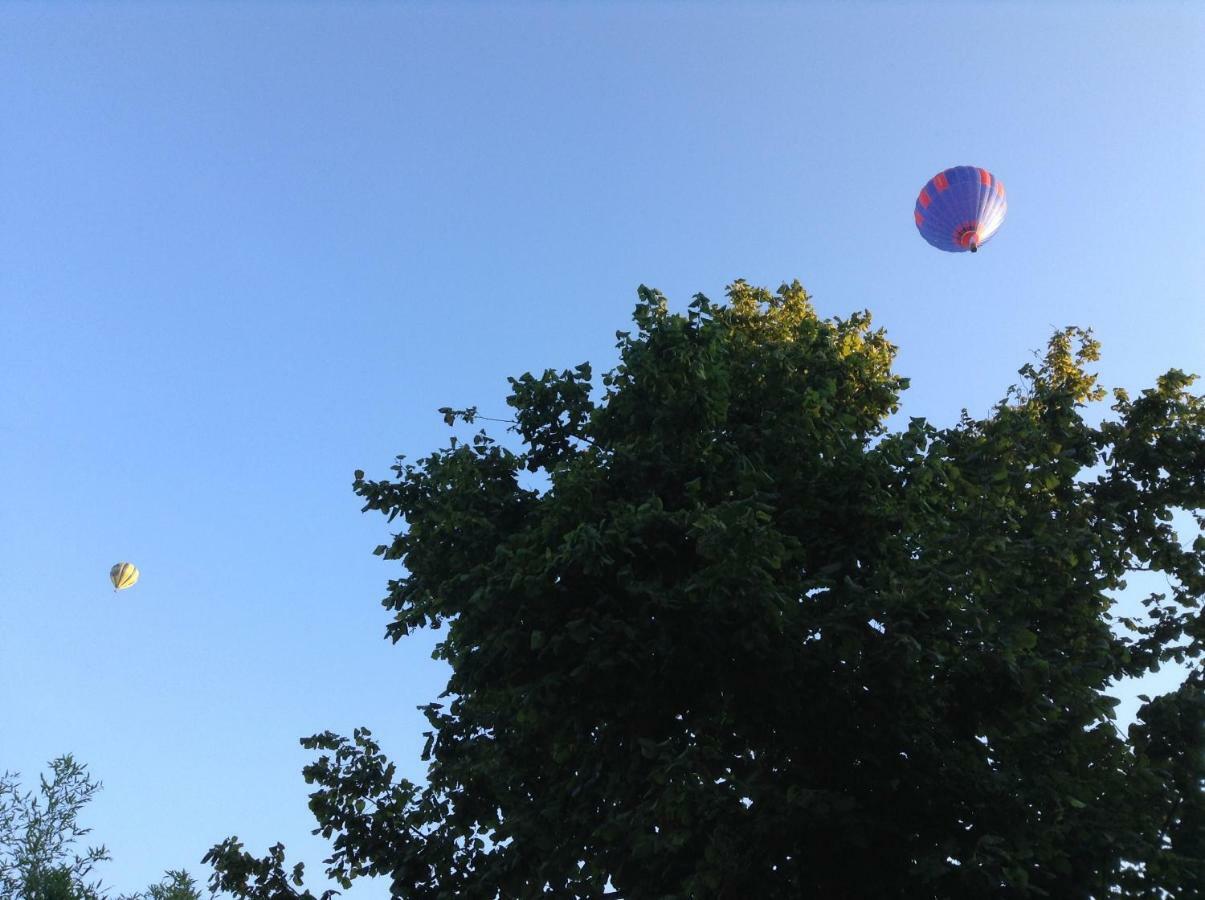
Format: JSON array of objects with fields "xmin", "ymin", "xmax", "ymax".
[
  {"xmin": 110, "ymin": 562, "xmax": 139, "ymax": 591},
  {"xmin": 914, "ymin": 166, "xmax": 1006, "ymax": 253}
]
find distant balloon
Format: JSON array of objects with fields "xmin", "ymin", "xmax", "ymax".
[
  {"xmin": 110, "ymin": 562, "xmax": 139, "ymax": 591},
  {"xmin": 914, "ymin": 166, "xmax": 1007, "ymax": 253}
]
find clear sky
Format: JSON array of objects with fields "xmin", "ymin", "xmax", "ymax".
[{"xmin": 2, "ymin": 3, "xmax": 1202, "ymax": 896}]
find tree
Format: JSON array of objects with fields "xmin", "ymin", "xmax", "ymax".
[
  {"xmin": 142, "ymin": 871, "xmax": 202, "ymax": 900},
  {"xmin": 0, "ymin": 757, "xmax": 202, "ymax": 900},
  {"xmin": 1, "ymin": 756, "xmax": 109, "ymax": 900},
  {"xmin": 207, "ymin": 282, "xmax": 1203, "ymax": 897}
]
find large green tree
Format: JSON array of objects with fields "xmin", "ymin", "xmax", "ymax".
[{"xmin": 207, "ymin": 282, "xmax": 1203, "ymax": 898}]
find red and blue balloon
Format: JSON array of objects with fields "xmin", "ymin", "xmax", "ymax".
[{"xmin": 914, "ymin": 166, "xmax": 1006, "ymax": 253}]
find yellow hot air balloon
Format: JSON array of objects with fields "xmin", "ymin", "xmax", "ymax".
[{"xmin": 110, "ymin": 562, "xmax": 139, "ymax": 591}]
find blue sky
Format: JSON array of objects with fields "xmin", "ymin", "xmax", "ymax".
[{"xmin": 2, "ymin": 3, "xmax": 1202, "ymax": 896}]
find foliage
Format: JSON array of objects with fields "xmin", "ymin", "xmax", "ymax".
[
  {"xmin": 141, "ymin": 870, "xmax": 202, "ymax": 900},
  {"xmin": 1, "ymin": 756, "xmax": 109, "ymax": 900},
  {"xmin": 207, "ymin": 282, "xmax": 1203, "ymax": 897},
  {"xmin": 0, "ymin": 757, "xmax": 202, "ymax": 900}
]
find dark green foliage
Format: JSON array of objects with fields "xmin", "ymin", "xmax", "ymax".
[
  {"xmin": 208, "ymin": 282, "xmax": 1204, "ymax": 897},
  {"xmin": 23, "ymin": 866, "xmax": 88, "ymax": 900}
]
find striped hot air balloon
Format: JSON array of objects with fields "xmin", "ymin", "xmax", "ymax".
[
  {"xmin": 914, "ymin": 166, "xmax": 1007, "ymax": 253},
  {"xmin": 110, "ymin": 562, "xmax": 139, "ymax": 591}
]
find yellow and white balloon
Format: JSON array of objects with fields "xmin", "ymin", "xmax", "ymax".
[{"xmin": 110, "ymin": 562, "xmax": 139, "ymax": 591}]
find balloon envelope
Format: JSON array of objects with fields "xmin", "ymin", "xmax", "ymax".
[
  {"xmin": 914, "ymin": 166, "xmax": 1006, "ymax": 253},
  {"xmin": 110, "ymin": 562, "xmax": 139, "ymax": 590}
]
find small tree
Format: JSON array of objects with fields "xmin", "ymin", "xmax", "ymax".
[
  {"xmin": 143, "ymin": 870, "xmax": 202, "ymax": 900},
  {"xmin": 1, "ymin": 756, "xmax": 109, "ymax": 900},
  {"xmin": 0, "ymin": 757, "xmax": 201, "ymax": 900},
  {"xmin": 208, "ymin": 282, "xmax": 1203, "ymax": 897}
]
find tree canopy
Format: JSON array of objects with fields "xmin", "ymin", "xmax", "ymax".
[
  {"xmin": 207, "ymin": 282, "xmax": 1203, "ymax": 898},
  {"xmin": 0, "ymin": 756, "xmax": 201, "ymax": 900}
]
